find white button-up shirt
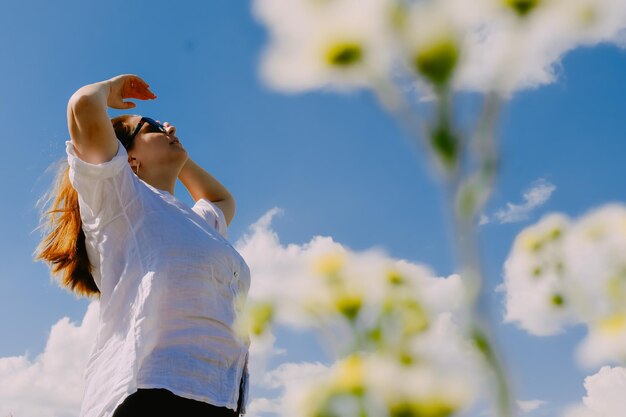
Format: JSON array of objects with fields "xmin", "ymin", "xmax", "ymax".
[{"xmin": 66, "ymin": 139, "xmax": 251, "ymax": 417}]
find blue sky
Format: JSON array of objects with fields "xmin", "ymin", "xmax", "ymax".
[{"xmin": 1, "ymin": 1, "xmax": 626, "ymax": 416}]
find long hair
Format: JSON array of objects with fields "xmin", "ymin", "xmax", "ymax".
[{"xmin": 33, "ymin": 114, "xmax": 136, "ymax": 298}]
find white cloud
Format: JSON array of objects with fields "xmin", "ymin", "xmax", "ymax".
[
  {"xmin": 0, "ymin": 301, "xmax": 286, "ymax": 417},
  {"xmin": 245, "ymin": 396, "xmax": 283, "ymax": 416},
  {"xmin": 479, "ymin": 399, "xmax": 548, "ymax": 416},
  {"xmin": 0, "ymin": 299, "xmax": 289, "ymax": 417},
  {"xmin": 481, "ymin": 179, "xmax": 556, "ymax": 225},
  {"xmin": 517, "ymin": 399, "xmax": 547, "ymax": 413},
  {"xmin": 562, "ymin": 366, "xmax": 626, "ymax": 417},
  {"xmin": 247, "ymin": 326, "xmax": 289, "ymax": 388},
  {"xmin": 262, "ymin": 361, "xmax": 330, "ymax": 390},
  {"xmin": 247, "ymin": 361, "xmax": 332, "ymax": 417},
  {"xmin": 0, "ymin": 294, "xmax": 309, "ymax": 417},
  {"xmin": 0, "ymin": 301, "xmax": 99, "ymax": 417}
]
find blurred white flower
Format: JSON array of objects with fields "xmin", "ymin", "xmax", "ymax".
[
  {"xmin": 501, "ymin": 0, "xmax": 626, "ymax": 43},
  {"xmin": 502, "ymin": 203, "xmax": 626, "ymax": 367},
  {"xmin": 252, "ymin": 0, "xmax": 398, "ymax": 93},
  {"xmin": 366, "ymin": 351, "xmax": 479, "ymax": 417},
  {"xmin": 501, "ymin": 212, "xmax": 583, "ymax": 335},
  {"xmin": 253, "ymin": 0, "xmax": 626, "ymax": 97},
  {"xmin": 232, "ymin": 231, "xmax": 491, "ymax": 416},
  {"xmin": 563, "ymin": 204, "xmax": 626, "ymax": 323},
  {"xmin": 564, "ymin": 204, "xmax": 626, "ymax": 367},
  {"xmin": 396, "ymin": 0, "xmax": 464, "ymax": 88},
  {"xmin": 482, "ymin": 0, "xmax": 626, "ymax": 94},
  {"xmin": 576, "ymin": 314, "xmax": 626, "ymax": 369},
  {"xmin": 235, "ymin": 243, "xmax": 474, "ymax": 353},
  {"xmin": 289, "ymin": 345, "xmax": 483, "ymax": 417}
]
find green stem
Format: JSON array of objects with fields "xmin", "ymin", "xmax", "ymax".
[
  {"xmin": 369, "ymin": 70, "xmax": 514, "ymax": 417},
  {"xmin": 444, "ymin": 114, "xmax": 514, "ymax": 417},
  {"xmin": 357, "ymin": 392, "xmax": 368, "ymax": 417}
]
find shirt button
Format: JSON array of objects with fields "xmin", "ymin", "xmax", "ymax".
[{"xmin": 234, "ymin": 270, "xmax": 239, "ymax": 278}]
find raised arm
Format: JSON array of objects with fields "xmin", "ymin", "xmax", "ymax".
[
  {"xmin": 178, "ymin": 157, "xmax": 236, "ymax": 227},
  {"xmin": 67, "ymin": 74, "xmax": 156, "ymax": 164}
]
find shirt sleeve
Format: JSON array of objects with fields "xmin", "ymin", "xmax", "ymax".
[
  {"xmin": 192, "ymin": 198, "xmax": 228, "ymax": 239},
  {"xmin": 65, "ymin": 139, "xmax": 139, "ymax": 229}
]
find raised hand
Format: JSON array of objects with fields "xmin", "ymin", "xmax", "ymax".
[{"xmin": 106, "ymin": 74, "xmax": 157, "ymax": 110}]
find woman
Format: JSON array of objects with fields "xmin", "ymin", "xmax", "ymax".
[{"xmin": 34, "ymin": 74, "xmax": 251, "ymax": 417}]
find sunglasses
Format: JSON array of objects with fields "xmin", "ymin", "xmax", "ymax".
[{"xmin": 123, "ymin": 117, "xmax": 167, "ymax": 149}]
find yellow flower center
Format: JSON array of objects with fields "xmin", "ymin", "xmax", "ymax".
[
  {"xmin": 326, "ymin": 42, "xmax": 363, "ymax": 67},
  {"xmin": 519, "ymin": 230, "xmax": 543, "ymax": 252},
  {"xmin": 334, "ymin": 354, "xmax": 365, "ymax": 395},
  {"xmin": 413, "ymin": 37, "xmax": 459, "ymax": 87},
  {"xmin": 598, "ymin": 313, "xmax": 626, "ymax": 334},
  {"xmin": 388, "ymin": 397, "xmax": 457, "ymax": 417},
  {"xmin": 312, "ymin": 251, "xmax": 346, "ymax": 277},
  {"xmin": 335, "ymin": 291, "xmax": 363, "ymax": 321},
  {"xmin": 503, "ymin": 0, "xmax": 541, "ymax": 17},
  {"xmin": 250, "ymin": 302, "xmax": 274, "ymax": 335}
]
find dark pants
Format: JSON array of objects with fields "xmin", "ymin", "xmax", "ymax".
[{"xmin": 112, "ymin": 388, "xmax": 239, "ymax": 417}]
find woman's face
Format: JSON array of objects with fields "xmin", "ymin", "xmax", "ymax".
[{"xmin": 127, "ymin": 115, "xmax": 188, "ymax": 169}]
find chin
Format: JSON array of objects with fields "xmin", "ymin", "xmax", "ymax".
[{"xmin": 171, "ymin": 145, "xmax": 188, "ymax": 156}]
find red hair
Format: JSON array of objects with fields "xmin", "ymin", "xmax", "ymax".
[{"xmin": 33, "ymin": 114, "xmax": 136, "ymax": 298}]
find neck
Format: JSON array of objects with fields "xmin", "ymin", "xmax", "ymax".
[
  {"xmin": 138, "ymin": 168, "xmax": 180, "ymax": 195},
  {"xmin": 148, "ymin": 178, "xmax": 176, "ymax": 195}
]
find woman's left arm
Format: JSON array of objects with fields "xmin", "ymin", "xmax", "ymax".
[{"xmin": 178, "ymin": 157, "xmax": 236, "ymax": 226}]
